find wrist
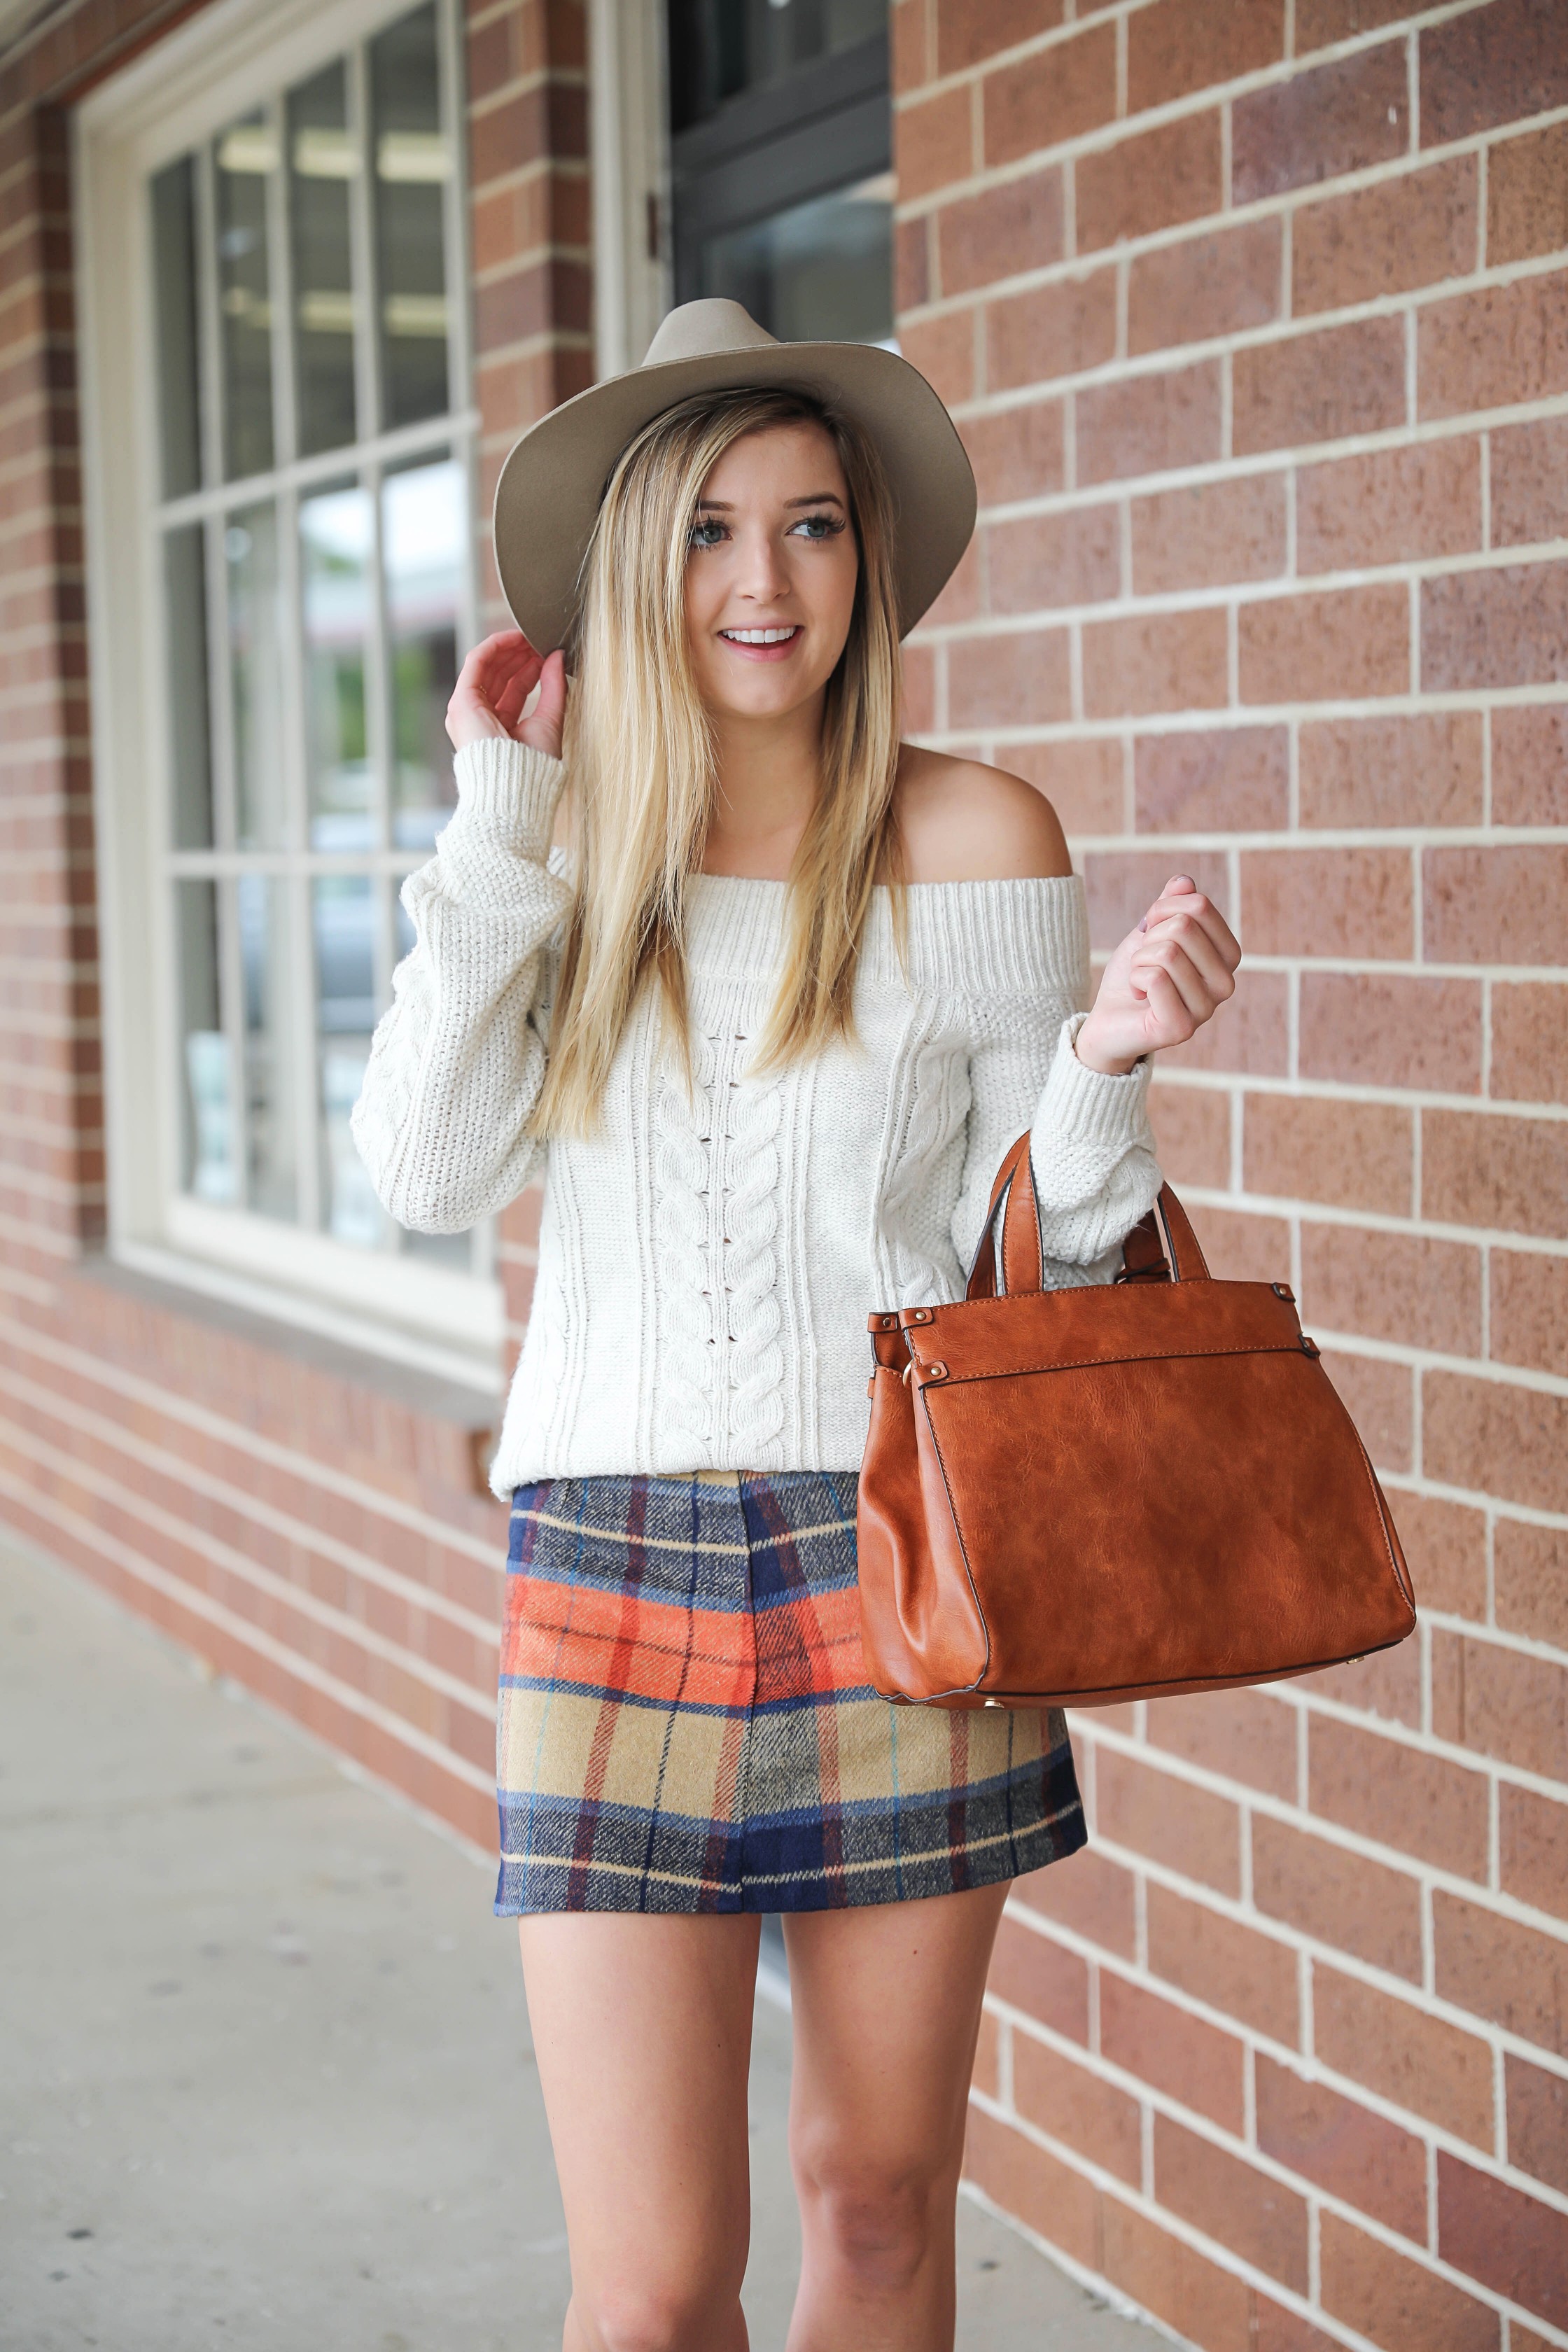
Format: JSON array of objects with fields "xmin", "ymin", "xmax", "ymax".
[{"xmin": 1074, "ymin": 1016, "xmax": 1141, "ymax": 1078}]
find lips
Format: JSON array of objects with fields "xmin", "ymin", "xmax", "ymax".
[{"xmin": 718, "ymin": 624, "xmax": 803, "ymax": 662}]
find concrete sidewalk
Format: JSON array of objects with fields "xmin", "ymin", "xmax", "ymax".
[{"xmin": 1, "ymin": 1533, "xmax": 1166, "ymax": 2351}]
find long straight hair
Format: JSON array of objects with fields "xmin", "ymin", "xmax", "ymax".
[{"xmin": 529, "ymin": 384, "xmax": 904, "ymax": 1139}]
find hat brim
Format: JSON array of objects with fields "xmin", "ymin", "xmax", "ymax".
[{"xmin": 491, "ymin": 339, "xmax": 976, "ymax": 652}]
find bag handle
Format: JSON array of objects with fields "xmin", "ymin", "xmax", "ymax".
[{"xmin": 965, "ymin": 1135, "xmax": 1212, "ymax": 1301}]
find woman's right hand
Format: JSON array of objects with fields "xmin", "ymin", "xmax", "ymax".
[{"xmin": 447, "ymin": 630, "xmax": 568, "ymax": 760}]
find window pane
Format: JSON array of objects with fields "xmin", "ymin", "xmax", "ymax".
[
  {"xmin": 150, "ymin": 157, "xmax": 203, "ymax": 498},
  {"xmin": 176, "ymin": 878, "xmax": 238, "ymax": 1203},
  {"xmin": 314, "ymin": 876, "xmax": 381, "ymax": 1246},
  {"xmin": 214, "ymin": 110, "xmax": 277, "ymax": 480},
  {"xmin": 300, "ymin": 480, "xmax": 375, "ymax": 850},
  {"xmin": 164, "ymin": 525, "xmax": 214, "ymax": 849},
  {"xmin": 238, "ymin": 874, "xmax": 298, "ymax": 1220},
  {"xmin": 288, "ymin": 62, "xmax": 358, "ymax": 457},
  {"xmin": 370, "ymin": 4, "xmax": 451, "ymax": 430},
  {"xmin": 384, "ymin": 456, "xmax": 462, "ymax": 850},
  {"xmin": 701, "ymin": 173, "xmax": 892, "ymax": 344},
  {"xmin": 226, "ymin": 503, "xmax": 288, "ymax": 850},
  {"xmin": 669, "ymin": 0, "xmax": 885, "ymax": 123}
]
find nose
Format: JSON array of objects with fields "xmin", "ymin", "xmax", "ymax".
[{"xmin": 732, "ymin": 520, "xmax": 792, "ymax": 606}]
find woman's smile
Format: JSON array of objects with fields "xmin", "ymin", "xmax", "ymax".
[{"xmin": 717, "ymin": 622, "xmax": 804, "ymax": 660}]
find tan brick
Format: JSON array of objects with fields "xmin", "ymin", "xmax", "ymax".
[
  {"xmin": 895, "ymin": 85, "xmax": 974, "ymax": 204},
  {"xmin": 1242, "ymin": 845, "xmax": 1415, "ymax": 960},
  {"xmin": 1492, "ymin": 983, "xmax": 1568, "ymax": 1108},
  {"xmin": 1099, "ymin": 1972, "xmax": 1246, "ymax": 2132},
  {"xmin": 1501, "ymin": 1778, "xmax": 1568, "ymax": 1922},
  {"xmin": 1165, "ymin": 968, "xmax": 1289, "ymax": 1077},
  {"xmin": 1131, "ymin": 477, "xmax": 1286, "ymax": 596},
  {"xmin": 946, "ymin": 626, "xmax": 1071, "ymax": 729},
  {"xmin": 1506, "ymin": 2054, "xmax": 1568, "ymax": 2196},
  {"xmin": 1128, "ymin": 218, "xmax": 1282, "ymax": 356},
  {"xmin": 1100, "ymin": 2199, "xmax": 1254, "ymax": 2352},
  {"xmin": 1238, "ymin": 584, "xmax": 1410, "ymax": 705},
  {"xmin": 986, "ymin": 504, "xmax": 1120, "ymax": 615},
  {"xmin": 1424, "ymin": 561, "xmax": 1568, "ymax": 694},
  {"xmin": 1234, "ymin": 317, "xmax": 1407, "ymax": 457},
  {"xmin": 1492, "ymin": 704, "xmax": 1568, "ymax": 825},
  {"xmin": 1491, "ymin": 1250, "xmax": 1568, "ymax": 1377},
  {"xmin": 1076, "ymin": 359, "xmax": 1222, "ymax": 486},
  {"xmin": 1149, "ymin": 1079, "xmax": 1231, "ymax": 1186},
  {"xmin": 1299, "ymin": 1634, "xmax": 1422, "ymax": 1730},
  {"xmin": 1424, "ymin": 1371, "xmax": 1568, "ymax": 1517},
  {"xmin": 1320, "ymin": 2211, "xmax": 1501, "ymax": 2352},
  {"xmin": 1004, "ymin": 737, "xmax": 1124, "ymax": 834},
  {"xmin": 983, "ymin": 22, "xmax": 1117, "ymax": 166},
  {"xmin": 1300, "ymin": 709, "xmax": 1483, "ymax": 831},
  {"xmin": 1233, "ymin": 41, "xmax": 1408, "ymax": 204},
  {"xmin": 1300, "ymin": 974, "xmax": 1480, "ymax": 1096},
  {"xmin": 1147, "ymin": 1880, "xmax": 1301, "ymax": 2043},
  {"xmin": 1148, "ymin": 1686, "xmax": 1296, "ymax": 1801},
  {"xmin": 1294, "ymin": 157, "xmax": 1478, "ymax": 318},
  {"xmin": 959, "ymin": 399, "xmax": 1065, "ymax": 508},
  {"xmin": 1187, "ymin": 1201, "xmax": 1293, "ymax": 1282},
  {"xmin": 1082, "ymin": 607, "xmax": 1228, "ymax": 718},
  {"xmin": 1320, "ymin": 1347, "xmax": 1415, "ymax": 1476},
  {"xmin": 1496, "ymin": 1517, "xmax": 1568, "ymax": 1649},
  {"xmin": 1082, "ymin": 847, "xmax": 1233, "ymax": 949},
  {"xmin": 891, "ymin": 0, "xmax": 930, "ymax": 93},
  {"xmin": 1387, "ymin": 1490, "xmax": 1488, "ymax": 1620},
  {"xmin": 937, "ymin": 0, "xmax": 1065, "ymax": 76},
  {"xmin": 1420, "ymin": 0, "xmax": 1568, "ymax": 147},
  {"xmin": 1422, "ymin": 1108, "xmax": 1568, "ymax": 1240},
  {"xmin": 1159, "ymin": 2111, "xmax": 1311, "ymax": 2290},
  {"xmin": 1134, "ymin": 724, "xmax": 1287, "ymax": 830},
  {"xmin": 962, "ymin": 2108, "xmax": 1098, "ymax": 2269},
  {"xmin": 1297, "ymin": 441, "xmax": 1483, "ymax": 578},
  {"xmin": 1255, "ymin": 1813, "xmax": 1423, "ymax": 1981},
  {"xmin": 1433, "ymin": 1632, "xmax": 1568, "ymax": 1780},
  {"xmin": 1076, "ymin": 112, "xmax": 1223, "ymax": 254},
  {"xmin": 985, "ymin": 269, "xmax": 1116, "ymax": 391},
  {"xmin": 1126, "ymin": 0, "xmax": 1284, "ymax": 113},
  {"xmin": 1419, "ymin": 270, "xmax": 1568, "ymax": 421},
  {"xmin": 1245, "ymin": 1094, "xmax": 1413, "ymax": 1214},
  {"xmin": 1488, "ymin": 119, "xmax": 1568, "ymax": 267},
  {"xmin": 1438, "ymin": 1889, "xmax": 1568, "ymax": 2060},
  {"xmin": 1492, "ymin": 416, "xmax": 1568, "ymax": 553},
  {"xmin": 987, "ymin": 1914, "xmax": 1089, "ymax": 2040},
  {"xmin": 936, "ymin": 169, "xmax": 1064, "ymax": 299},
  {"xmin": 895, "ymin": 308, "xmax": 974, "ymax": 405},
  {"xmin": 1311, "ymin": 1715, "xmax": 1490, "ymax": 1877},
  {"xmin": 1301, "ymin": 1222, "xmax": 1481, "ymax": 1356},
  {"xmin": 1258, "ymin": 2055, "xmax": 1428, "ymax": 2241},
  {"xmin": 1313, "ymin": 1965, "xmax": 1495, "ymax": 2146},
  {"xmin": 1012, "ymin": 2034, "xmax": 1142, "ymax": 2183},
  {"xmin": 1013, "ymin": 1845, "xmax": 1138, "ymax": 1956},
  {"xmin": 1096, "ymin": 1746, "xmax": 1242, "ymax": 1895}
]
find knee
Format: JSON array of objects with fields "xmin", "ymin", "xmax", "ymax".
[
  {"xmin": 792, "ymin": 2136, "xmax": 951, "ymax": 2289},
  {"xmin": 573, "ymin": 2273, "xmax": 741, "ymax": 2352}
]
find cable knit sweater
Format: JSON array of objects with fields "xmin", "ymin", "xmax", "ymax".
[{"xmin": 351, "ymin": 738, "xmax": 1161, "ymax": 1496}]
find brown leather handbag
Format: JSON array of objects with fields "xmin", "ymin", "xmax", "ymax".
[{"xmin": 858, "ymin": 1133, "xmax": 1416, "ymax": 1709}]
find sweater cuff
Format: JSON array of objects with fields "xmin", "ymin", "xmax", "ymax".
[
  {"xmin": 1035, "ymin": 1012, "xmax": 1154, "ymax": 1147},
  {"xmin": 449, "ymin": 737, "xmax": 566, "ymax": 860}
]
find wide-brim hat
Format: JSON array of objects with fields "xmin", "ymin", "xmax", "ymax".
[{"xmin": 492, "ymin": 298, "xmax": 976, "ymax": 652}]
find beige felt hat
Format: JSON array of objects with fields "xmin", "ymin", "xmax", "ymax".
[{"xmin": 492, "ymin": 298, "xmax": 976, "ymax": 652}]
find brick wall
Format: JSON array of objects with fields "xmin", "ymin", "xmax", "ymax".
[
  {"xmin": 0, "ymin": 0, "xmax": 587, "ymax": 1856},
  {"xmin": 892, "ymin": 1, "xmax": 1568, "ymax": 2344}
]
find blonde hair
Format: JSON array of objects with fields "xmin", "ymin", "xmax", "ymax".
[{"xmin": 531, "ymin": 385, "xmax": 904, "ymax": 1139}]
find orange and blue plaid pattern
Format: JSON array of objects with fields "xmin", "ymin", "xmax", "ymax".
[{"xmin": 494, "ymin": 1469, "xmax": 1085, "ymax": 1914}]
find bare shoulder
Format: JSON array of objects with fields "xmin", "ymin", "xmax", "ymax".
[{"xmin": 891, "ymin": 743, "xmax": 1072, "ymax": 883}]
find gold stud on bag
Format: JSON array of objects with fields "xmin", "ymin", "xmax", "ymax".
[{"xmin": 856, "ymin": 1132, "xmax": 1417, "ymax": 1710}]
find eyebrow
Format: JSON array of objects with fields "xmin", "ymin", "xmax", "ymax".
[{"xmin": 694, "ymin": 491, "xmax": 846, "ymax": 511}]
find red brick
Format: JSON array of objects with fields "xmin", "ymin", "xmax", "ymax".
[
  {"xmin": 1076, "ymin": 113, "xmax": 1224, "ymax": 254},
  {"xmin": 1096, "ymin": 1747, "xmax": 1242, "ymax": 1895},
  {"xmin": 1147, "ymin": 1881, "xmax": 1301, "ymax": 2043},
  {"xmin": 936, "ymin": 170, "xmax": 1064, "ymax": 298},
  {"xmin": 1301, "ymin": 1222, "xmax": 1481, "ymax": 1357},
  {"xmin": 1149, "ymin": 1079, "xmax": 1231, "ymax": 1186},
  {"xmin": 1132, "ymin": 477, "xmax": 1287, "ymax": 596},
  {"xmin": 1126, "ymin": 0, "xmax": 1285, "ymax": 114},
  {"xmin": 983, "ymin": 22, "xmax": 1117, "ymax": 166},
  {"xmin": 1294, "ymin": 157, "xmax": 1478, "ymax": 318},
  {"xmin": 1502, "ymin": 1785, "xmax": 1568, "ymax": 1928},
  {"xmin": 1320, "ymin": 2211, "xmax": 1501, "ymax": 2352},
  {"xmin": 896, "ymin": 85, "xmax": 974, "ymax": 204},
  {"xmin": 896, "ymin": 216, "xmax": 930, "ymax": 312},
  {"xmin": 1440, "ymin": 1879, "xmax": 1568, "ymax": 2060},
  {"xmin": 1012, "ymin": 2034, "xmax": 1141, "ymax": 2182},
  {"xmin": 1495, "ymin": 1518, "xmax": 1568, "ymax": 1651},
  {"xmin": 1388, "ymin": 1490, "xmax": 1488, "ymax": 1620},
  {"xmin": 1082, "ymin": 848, "xmax": 1233, "ymax": 949},
  {"xmin": 1239, "ymin": 584, "xmax": 1411, "ymax": 705},
  {"xmin": 1082, "ymin": 607, "xmax": 1228, "ymax": 718},
  {"xmin": 1100, "ymin": 2199, "xmax": 1254, "ymax": 2352},
  {"xmin": 1244, "ymin": 1093, "xmax": 1413, "ymax": 1215},
  {"xmin": 1434, "ymin": 1632, "xmax": 1568, "ymax": 1779},
  {"xmin": 1419, "ymin": 270, "xmax": 1568, "ymax": 420},
  {"xmin": 1420, "ymin": 0, "xmax": 1568, "ymax": 146},
  {"xmin": 937, "ymin": 0, "xmax": 1065, "ymax": 75},
  {"xmin": 1257, "ymin": 2055, "xmax": 1427, "ymax": 2240},
  {"xmin": 1493, "ymin": 419, "xmax": 1568, "ymax": 555},
  {"xmin": 1014, "ymin": 1845, "xmax": 1138, "ymax": 1957},
  {"xmin": 1004, "ymin": 737, "xmax": 1124, "ymax": 834},
  {"xmin": 1233, "ymin": 42, "xmax": 1409, "ymax": 204},
  {"xmin": 1253, "ymin": 2299, "xmax": 1349, "ymax": 2352},
  {"xmin": 1426, "ymin": 1371, "xmax": 1568, "ymax": 1516},
  {"xmin": 987, "ymin": 1914, "xmax": 1090, "ymax": 2040},
  {"xmin": 1425, "ymin": 561, "xmax": 1568, "ymax": 694},
  {"xmin": 1148, "ymin": 1686, "xmax": 1297, "ymax": 1802},
  {"xmin": 985, "ymin": 269, "xmax": 1116, "ymax": 391},
  {"xmin": 1099, "ymin": 1972, "xmax": 1245, "ymax": 2132},
  {"xmin": 1488, "ymin": 119, "xmax": 1568, "ymax": 267},
  {"xmin": 1301, "ymin": 1633, "xmax": 1422, "ymax": 1730},
  {"xmin": 1242, "ymin": 845, "xmax": 1415, "ymax": 960},
  {"xmin": 1310, "ymin": 1716, "xmax": 1490, "ymax": 1877},
  {"xmin": 1256, "ymin": 1812, "xmax": 1422, "ymax": 1982},
  {"xmin": 1076, "ymin": 359, "xmax": 1222, "ymax": 486},
  {"xmin": 1164, "ymin": 967, "xmax": 1289, "ymax": 1077},
  {"xmin": 896, "ymin": 309, "xmax": 974, "ymax": 405},
  {"xmin": 1320, "ymin": 1347, "xmax": 1415, "ymax": 1476},
  {"xmin": 1300, "ymin": 974, "xmax": 1481, "ymax": 1096},
  {"xmin": 1128, "ymin": 218, "xmax": 1282, "ymax": 356},
  {"xmin": 891, "ymin": 0, "xmax": 929, "ymax": 94},
  {"xmin": 1313, "ymin": 1965, "xmax": 1495, "ymax": 2146},
  {"xmin": 1304, "ymin": 711, "xmax": 1482, "ymax": 833},
  {"xmin": 1187, "ymin": 1202, "xmax": 1293, "ymax": 1282},
  {"xmin": 1439, "ymin": 2149, "xmax": 1568, "ymax": 2332},
  {"xmin": 986, "ymin": 504, "xmax": 1120, "ymax": 615},
  {"xmin": 1234, "ymin": 316, "xmax": 1407, "ymax": 456},
  {"xmin": 1492, "ymin": 704, "xmax": 1568, "ymax": 826},
  {"xmin": 1158, "ymin": 2111, "xmax": 1310, "ymax": 2289},
  {"xmin": 1492, "ymin": 983, "xmax": 1568, "ymax": 1108},
  {"xmin": 1427, "ymin": 844, "xmax": 1568, "ymax": 969},
  {"xmin": 962, "ymin": 2107, "xmax": 1098, "ymax": 2269},
  {"xmin": 1507, "ymin": 2054, "xmax": 1568, "ymax": 2194},
  {"xmin": 958, "ymin": 398, "xmax": 1064, "ymax": 507},
  {"xmin": 1134, "ymin": 725, "xmax": 1287, "ymax": 830},
  {"xmin": 1423, "ymin": 1107, "xmax": 1568, "ymax": 1240},
  {"xmin": 946, "ymin": 627, "xmax": 1071, "ymax": 729},
  {"xmin": 1297, "ymin": 441, "xmax": 1483, "ymax": 579},
  {"xmin": 1492, "ymin": 1250, "xmax": 1568, "ymax": 1377}
]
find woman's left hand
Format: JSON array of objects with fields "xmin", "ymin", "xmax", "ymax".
[{"xmin": 1075, "ymin": 876, "xmax": 1240, "ymax": 1077}]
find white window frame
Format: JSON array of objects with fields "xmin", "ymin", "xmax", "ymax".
[
  {"xmin": 587, "ymin": 0, "xmax": 672, "ymax": 380},
  {"xmin": 76, "ymin": 0, "xmax": 502, "ymax": 1394}
]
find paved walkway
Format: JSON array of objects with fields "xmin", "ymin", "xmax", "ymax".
[{"xmin": 1, "ymin": 1534, "xmax": 1166, "ymax": 2351}]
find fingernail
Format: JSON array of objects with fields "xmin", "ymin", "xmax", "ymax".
[{"xmin": 1138, "ymin": 917, "xmax": 1149, "ymax": 932}]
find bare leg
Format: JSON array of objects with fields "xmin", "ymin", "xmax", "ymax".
[
  {"xmin": 518, "ymin": 1912, "xmax": 762, "ymax": 2352},
  {"xmin": 779, "ymin": 1880, "xmax": 1009, "ymax": 2352}
]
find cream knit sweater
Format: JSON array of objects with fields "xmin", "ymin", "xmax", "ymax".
[{"xmin": 351, "ymin": 738, "xmax": 1161, "ymax": 1497}]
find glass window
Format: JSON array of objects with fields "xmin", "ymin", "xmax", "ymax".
[{"xmin": 146, "ymin": 1, "xmax": 483, "ymax": 1285}]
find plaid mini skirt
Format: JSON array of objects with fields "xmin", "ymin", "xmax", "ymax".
[{"xmin": 494, "ymin": 1469, "xmax": 1086, "ymax": 1915}]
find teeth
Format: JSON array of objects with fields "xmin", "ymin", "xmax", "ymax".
[{"xmin": 721, "ymin": 626, "xmax": 798, "ymax": 644}]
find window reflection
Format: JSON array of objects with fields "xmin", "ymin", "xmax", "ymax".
[
  {"xmin": 238, "ymin": 875, "xmax": 298, "ymax": 1219},
  {"xmin": 176, "ymin": 878, "xmax": 237, "ymax": 1204},
  {"xmin": 384, "ymin": 456, "xmax": 462, "ymax": 849},
  {"xmin": 226, "ymin": 503, "xmax": 287, "ymax": 849},
  {"xmin": 164, "ymin": 525, "xmax": 214, "ymax": 850},
  {"xmin": 371, "ymin": 4, "xmax": 450, "ymax": 430},
  {"xmin": 288, "ymin": 61, "xmax": 358, "ymax": 456},
  {"xmin": 313, "ymin": 875, "xmax": 381, "ymax": 1247},
  {"xmin": 300, "ymin": 481, "xmax": 375, "ymax": 850},
  {"xmin": 701, "ymin": 172, "xmax": 893, "ymax": 345},
  {"xmin": 214, "ymin": 110, "xmax": 276, "ymax": 480},
  {"xmin": 150, "ymin": 157, "xmax": 202, "ymax": 498}
]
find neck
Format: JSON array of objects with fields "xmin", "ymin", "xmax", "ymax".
[{"xmin": 701, "ymin": 694, "xmax": 825, "ymax": 879}]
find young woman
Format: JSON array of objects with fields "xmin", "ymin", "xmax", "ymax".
[{"xmin": 354, "ymin": 300, "xmax": 1238, "ymax": 2352}]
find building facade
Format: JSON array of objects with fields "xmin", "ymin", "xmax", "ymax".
[{"xmin": 1, "ymin": 0, "xmax": 1565, "ymax": 2344}]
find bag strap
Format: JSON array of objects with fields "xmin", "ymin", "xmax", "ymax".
[{"xmin": 965, "ymin": 1135, "xmax": 1212, "ymax": 1301}]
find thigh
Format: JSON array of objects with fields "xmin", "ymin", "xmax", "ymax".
[{"xmin": 518, "ymin": 1912, "xmax": 761, "ymax": 2295}]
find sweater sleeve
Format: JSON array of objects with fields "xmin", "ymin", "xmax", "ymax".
[{"xmin": 349, "ymin": 736, "xmax": 570, "ymax": 1233}]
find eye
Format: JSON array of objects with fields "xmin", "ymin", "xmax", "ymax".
[
  {"xmin": 788, "ymin": 512, "xmax": 845, "ymax": 540},
  {"xmin": 688, "ymin": 517, "xmax": 728, "ymax": 550}
]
